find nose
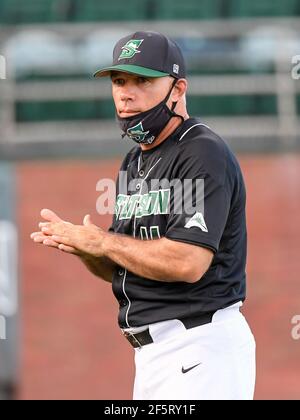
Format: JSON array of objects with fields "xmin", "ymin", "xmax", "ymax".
[
  {"xmin": 119, "ymin": 80, "xmax": 137, "ymax": 103},
  {"xmin": 120, "ymin": 89, "xmax": 135, "ymax": 103}
]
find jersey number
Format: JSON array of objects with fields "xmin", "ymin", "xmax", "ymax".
[{"xmin": 140, "ymin": 226, "xmax": 161, "ymax": 240}]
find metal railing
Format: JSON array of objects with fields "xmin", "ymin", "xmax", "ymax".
[{"xmin": 0, "ymin": 18, "xmax": 299, "ymax": 154}]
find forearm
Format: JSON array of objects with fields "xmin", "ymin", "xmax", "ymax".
[
  {"xmin": 80, "ymin": 254, "xmax": 116, "ymax": 283},
  {"xmin": 38, "ymin": 218, "xmax": 210, "ymax": 283},
  {"xmin": 103, "ymin": 233, "xmax": 194, "ymax": 283}
]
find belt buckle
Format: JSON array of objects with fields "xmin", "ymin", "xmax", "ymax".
[{"xmin": 122, "ymin": 330, "xmax": 143, "ymax": 348}]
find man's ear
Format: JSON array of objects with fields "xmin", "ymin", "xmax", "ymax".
[{"xmin": 172, "ymin": 79, "xmax": 187, "ymax": 101}]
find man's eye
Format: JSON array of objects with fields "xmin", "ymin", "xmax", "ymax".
[
  {"xmin": 138, "ymin": 77, "xmax": 148, "ymax": 84},
  {"xmin": 113, "ymin": 79, "xmax": 124, "ymax": 85}
]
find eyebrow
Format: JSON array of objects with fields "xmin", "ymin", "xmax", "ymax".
[
  {"xmin": 110, "ymin": 72, "xmax": 155, "ymax": 84},
  {"xmin": 110, "ymin": 71, "xmax": 120, "ymax": 79}
]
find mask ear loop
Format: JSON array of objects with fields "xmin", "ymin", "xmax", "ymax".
[
  {"xmin": 167, "ymin": 78, "xmax": 180, "ymax": 113},
  {"xmin": 166, "ymin": 78, "xmax": 178, "ymax": 105},
  {"xmin": 169, "ymin": 79, "xmax": 184, "ymax": 120}
]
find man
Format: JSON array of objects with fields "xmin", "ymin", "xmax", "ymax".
[{"xmin": 31, "ymin": 31, "xmax": 256, "ymax": 400}]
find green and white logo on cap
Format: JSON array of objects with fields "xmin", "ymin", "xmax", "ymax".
[
  {"xmin": 119, "ymin": 39, "xmax": 144, "ymax": 60},
  {"xmin": 127, "ymin": 122, "xmax": 149, "ymax": 142}
]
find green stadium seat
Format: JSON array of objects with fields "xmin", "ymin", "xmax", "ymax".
[
  {"xmin": 1, "ymin": 0, "xmax": 299, "ymax": 24},
  {"xmin": 16, "ymin": 100, "xmax": 115, "ymax": 122},
  {"xmin": 0, "ymin": 0, "xmax": 71, "ymax": 24},
  {"xmin": 74, "ymin": 0, "xmax": 146, "ymax": 22},
  {"xmin": 153, "ymin": 0, "xmax": 224, "ymax": 20},
  {"xmin": 187, "ymin": 95, "xmax": 277, "ymax": 116},
  {"xmin": 228, "ymin": 0, "xmax": 299, "ymax": 18},
  {"xmin": 297, "ymin": 95, "xmax": 300, "ymax": 116}
]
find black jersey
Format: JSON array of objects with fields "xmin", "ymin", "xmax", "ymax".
[{"xmin": 109, "ymin": 117, "xmax": 247, "ymax": 328}]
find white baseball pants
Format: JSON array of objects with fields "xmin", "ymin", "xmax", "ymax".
[{"xmin": 133, "ymin": 302, "xmax": 256, "ymax": 400}]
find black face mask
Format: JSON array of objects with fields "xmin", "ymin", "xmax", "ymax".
[{"xmin": 116, "ymin": 79, "xmax": 184, "ymax": 145}]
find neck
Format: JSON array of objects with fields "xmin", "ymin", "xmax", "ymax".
[{"xmin": 140, "ymin": 112, "xmax": 189, "ymax": 152}]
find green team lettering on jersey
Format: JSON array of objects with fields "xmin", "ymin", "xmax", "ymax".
[{"xmin": 115, "ymin": 189, "xmax": 170, "ymax": 220}]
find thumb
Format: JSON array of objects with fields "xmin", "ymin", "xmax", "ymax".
[{"xmin": 83, "ymin": 214, "xmax": 93, "ymax": 226}]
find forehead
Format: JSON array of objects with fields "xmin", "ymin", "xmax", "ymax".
[{"xmin": 110, "ymin": 71, "xmax": 151, "ymax": 80}]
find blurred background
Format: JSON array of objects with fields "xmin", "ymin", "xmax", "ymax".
[{"xmin": 0, "ymin": 0, "xmax": 300, "ymax": 400}]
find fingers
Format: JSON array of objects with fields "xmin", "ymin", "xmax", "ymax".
[
  {"xmin": 40, "ymin": 208, "xmax": 62, "ymax": 222},
  {"xmin": 31, "ymin": 231, "xmax": 76, "ymax": 253},
  {"xmin": 51, "ymin": 235, "xmax": 73, "ymax": 247},
  {"xmin": 40, "ymin": 224, "xmax": 62, "ymax": 235},
  {"xmin": 39, "ymin": 222, "xmax": 53, "ymax": 230},
  {"xmin": 83, "ymin": 214, "xmax": 92, "ymax": 226},
  {"xmin": 40, "ymin": 209, "xmax": 73, "ymax": 226},
  {"xmin": 31, "ymin": 231, "xmax": 41, "ymax": 239},
  {"xmin": 58, "ymin": 244, "xmax": 78, "ymax": 254},
  {"xmin": 41, "ymin": 226, "xmax": 50, "ymax": 233},
  {"xmin": 31, "ymin": 231, "xmax": 58, "ymax": 246},
  {"xmin": 39, "ymin": 222, "xmax": 48, "ymax": 229},
  {"xmin": 31, "ymin": 231, "xmax": 72, "ymax": 247},
  {"xmin": 43, "ymin": 238, "xmax": 60, "ymax": 248},
  {"xmin": 31, "ymin": 232, "xmax": 48, "ymax": 243},
  {"xmin": 39, "ymin": 220, "xmax": 74, "ymax": 236}
]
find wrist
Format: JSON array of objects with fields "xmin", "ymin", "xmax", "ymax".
[
  {"xmin": 98, "ymin": 230, "xmax": 113, "ymax": 258},
  {"xmin": 78, "ymin": 252, "xmax": 92, "ymax": 261}
]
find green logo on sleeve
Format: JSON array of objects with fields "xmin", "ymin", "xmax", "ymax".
[
  {"xmin": 184, "ymin": 212, "xmax": 208, "ymax": 232},
  {"xmin": 119, "ymin": 39, "xmax": 144, "ymax": 60}
]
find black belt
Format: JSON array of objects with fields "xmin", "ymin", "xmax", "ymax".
[{"xmin": 122, "ymin": 311, "xmax": 216, "ymax": 348}]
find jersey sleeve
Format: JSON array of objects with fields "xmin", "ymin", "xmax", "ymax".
[{"xmin": 164, "ymin": 135, "xmax": 231, "ymax": 253}]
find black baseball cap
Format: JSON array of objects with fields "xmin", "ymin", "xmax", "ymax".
[{"xmin": 93, "ymin": 31, "xmax": 186, "ymax": 79}]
